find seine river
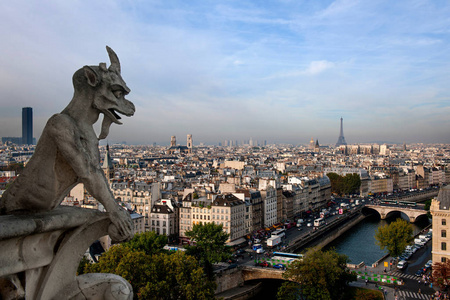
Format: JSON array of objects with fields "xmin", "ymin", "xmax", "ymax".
[
  {"xmin": 325, "ymin": 213, "xmax": 430, "ymax": 265},
  {"xmin": 250, "ymin": 213, "xmax": 430, "ymax": 299}
]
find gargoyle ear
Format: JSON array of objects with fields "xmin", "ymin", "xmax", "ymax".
[{"xmin": 83, "ymin": 66, "xmax": 100, "ymax": 87}]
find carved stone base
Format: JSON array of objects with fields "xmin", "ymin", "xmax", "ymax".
[{"xmin": 0, "ymin": 206, "xmax": 133, "ymax": 300}]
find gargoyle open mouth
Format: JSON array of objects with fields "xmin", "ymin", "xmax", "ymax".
[{"xmin": 108, "ymin": 108, "xmax": 122, "ymax": 122}]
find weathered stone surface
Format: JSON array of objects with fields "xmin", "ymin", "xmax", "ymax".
[
  {"xmin": 0, "ymin": 46, "xmax": 134, "ymax": 243},
  {"xmin": 0, "ymin": 47, "xmax": 136, "ymax": 299}
]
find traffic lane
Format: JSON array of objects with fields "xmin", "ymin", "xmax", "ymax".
[{"xmin": 404, "ymin": 243, "xmax": 432, "ymax": 276}]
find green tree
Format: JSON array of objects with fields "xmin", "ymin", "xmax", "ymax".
[
  {"xmin": 124, "ymin": 230, "xmax": 167, "ymax": 255},
  {"xmin": 84, "ymin": 245, "xmax": 216, "ymax": 300},
  {"xmin": 343, "ymin": 173, "xmax": 361, "ymax": 195},
  {"xmin": 185, "ymin": 222, "xmax": 230, "ymax": 280},
  {"xmin": 139, "ymin": 252, "xmax": 216, "ymax": 300},
  {"xmin": 327, "ymin": 172, "xmax": 343, "ymax": 195},
  {"xmin": 327, "ymin": 172, "xmax": 361, "ymax": 196},
  {"xmin": 375, "ymin": 218, "xmax": 413, "ymax": 257},
  {"xmin": 278, "ymin": 248, "xmax": 356, "ymax": 300}
]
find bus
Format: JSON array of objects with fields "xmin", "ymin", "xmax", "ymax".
[
  {"xmin": 268, "ymin": 252, "xmax": 303, "ymax": 267},
  {"xmin": 271, "ymin": 228, "xmax": 286, "ymax": 238},
  {"xmin": 399, "ymin": 201, "xmax": 417, "ymax": 207},
  {"xmin": 272, "ymin": 252, "xmax": 303, "ymax": 259},
  {"xmin": 382, "ymin": 199, "xmax": 398, "ymax": 205},
  {"xmin": 314, "ymin": 218, "xmax": 325, "ymax": 227}
]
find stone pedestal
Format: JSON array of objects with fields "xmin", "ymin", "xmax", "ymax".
[{"xmin": 0, "ymin": 206, "xmax": 132, "ymax": 300}]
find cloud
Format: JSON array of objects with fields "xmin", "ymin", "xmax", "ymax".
[{"xmin": 304, "ymin": 60, "xmax": 335, "ymax": 75}]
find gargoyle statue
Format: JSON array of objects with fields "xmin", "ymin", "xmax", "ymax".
[{"xmin": 0, "ymin": 46, "xmax": 134, "ymax": 243}]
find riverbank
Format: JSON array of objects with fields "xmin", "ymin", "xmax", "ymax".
[{"xmin": 285, "ymin": 207, "xmax": 366, "ymax": 253}]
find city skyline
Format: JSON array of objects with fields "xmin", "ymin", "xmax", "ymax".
[{"xmin": 1, "ymin": 1, "xmax": 450, "ymax": 145}]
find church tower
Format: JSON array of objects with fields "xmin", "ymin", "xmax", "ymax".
[
  {"xmin": 170, "ymin": 136, "xmax": 176, "ymax": 147},
  {"xmin": 314, "ymin": 139, "xmax": 320, "ymax": 153},
  {"xmin": 187, "ymin": 134, "xmax": 193, "ymax": 154},
  {"xmin": 102, "ymin": 144, "xmax": 114, "ymax": 182}
]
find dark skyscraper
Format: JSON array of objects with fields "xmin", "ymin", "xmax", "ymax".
[
  {"xmin": 22, "ymin": 107, "xmax": 33, "ymax": 145},
  {"xmin": 335, "ymin": 117, "xmax": 347, "ymax": 147}
]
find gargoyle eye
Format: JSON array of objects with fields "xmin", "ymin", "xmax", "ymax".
[{"xmin": 113, "ymin": 90, "xmax": 123, "ymax": 98}]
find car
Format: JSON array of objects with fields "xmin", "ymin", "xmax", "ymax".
[
  {"xmin": 256, "ymin": 248, "xmax": 265, "ymax": 254},
  {"xmin": 273, "ymin": 264, "xmax": 285, "ymax": 270},
  {"xmin": 307, "ymin": 223, "xmax": 312, "ymax": 227},
  {"xmin": 226, "ymin": 263, "xmax": 238, "ymax": 270},
  {"xmin": 397, "ymin": 260, "xmax": 408, "ymax": 270},
  {"xmin": 258, "ymin": 261, "xmax": 269, "ymax": 267},
  {"xmin": 425, "ymin": 260, "xmax": 433, "ymax": 268},
  {"xmin": 415, "ymin": 269, "xmax": 424, "ymax": 276}
]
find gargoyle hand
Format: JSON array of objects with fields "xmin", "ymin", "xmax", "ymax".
[{"xmin": 108, "ymin": 208, "xmax": 133, "ymax": 243}]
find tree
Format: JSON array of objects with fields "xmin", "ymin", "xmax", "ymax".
[
  {"xmin": 327, "ymin": 172, "xmax": 361, "ymax": 196},
  {"xmin": 138, "ymin": 252, "xmax": 216, "ymax": 300},
  {"xmin": 279, "ymin": 248, "xmax": 356, "ymax": 300},
  {"xmin": 185, "ymin": 222, "xmax": 230, "ymax": 280},
  {"xmin": 343, "ymin": 173, "xmax": 361, "ymax": 195},
  {"xmin": 124, "ymin": 230, "xmax": 167, "ymax": 255},
  {"xmin": 432, "ymin": 260, "xmax": 450, "ymax": 290},
  {"xmin": 84, "ymin": 244, "xmax": 216, "ymax": 300},
  {"xmin": 375, "ymin": 218, "xmax": 413, "ymax": 257},
  {"xmin": 327, "ymin": 172, "xmax": 343, "ymax": 195}
]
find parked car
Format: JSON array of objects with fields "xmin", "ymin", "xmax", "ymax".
[
  {"xmin": 273, "ymin": 264, "xmax": 285, "ymax": 270},
  {"xmin": 258, "ymin": 261, "xmax": 269, "ymax": 267},
  {"xmin": 397, "ymin": 260, "xmax": 408, "ymax": 270}
]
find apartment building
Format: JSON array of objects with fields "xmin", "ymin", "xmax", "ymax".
[{"xmin": 431, "ymin": 186, "xmax": 450, "ymax": 263}]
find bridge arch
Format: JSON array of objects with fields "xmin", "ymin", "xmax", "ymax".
[{"xmin": 364, "ymin": 205, "xmax": 427, "ymax": 223}]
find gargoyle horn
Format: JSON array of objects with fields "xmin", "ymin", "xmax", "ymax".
[{"xmin": 106, "ymin": 46, "xmax": 121, "ymax": 74}]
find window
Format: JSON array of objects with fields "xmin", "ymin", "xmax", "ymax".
[
  {"xmin": 443, "ymin": 230, "xmax": 447, "ymax": 238},
  {"xmin": 442, "ymin": 257, "xmax": 447, "ymax": 263},
  {"xmin": 442, "ymin": 242, "xmax": 447, "ymax": 251},
  {"xmin": 443, "ymin": 219, "xmax": 447, "ymax": 226}
]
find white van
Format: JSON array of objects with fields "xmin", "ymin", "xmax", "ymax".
[{"xmin": 397, "ymin": 260, "xmax": 408, "ymax": 270}]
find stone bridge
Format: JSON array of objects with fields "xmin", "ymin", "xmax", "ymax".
[
  {"xmin": 363, "ymin": 204, "xmax": 428, "ymax": 222},
  {"xmin": 215, "ymin": 266, "xmax": 285, "ymax": 295},
  {"xmin": 242, "ymin": 266, "xmax": 284, "ymax": 281}
]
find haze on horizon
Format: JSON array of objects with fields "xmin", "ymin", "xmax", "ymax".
[{"xmin": 1, "ymin": 0, "xmax": 450, "ymax": 146}]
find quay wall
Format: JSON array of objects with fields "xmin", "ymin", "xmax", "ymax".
[
  {"xmin": 312, "ymin": 214, "xmax": 366, "ymax": 250},
  {"xmin": 285, "ymin": 208, "xmax": 365, "ymax": 253}
]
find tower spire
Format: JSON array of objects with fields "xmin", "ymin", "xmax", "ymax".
[{"xmin": 335, "ymin": 117, "xmax": 347, "ymax": 147}]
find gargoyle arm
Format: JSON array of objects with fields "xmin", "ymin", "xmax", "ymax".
[{"xmin": 46, "ymin": 114, "xmax": 132, "ymax": 241}]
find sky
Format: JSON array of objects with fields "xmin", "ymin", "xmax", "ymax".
[{"xmin": 1, "ymin": 0, "xmax": 450, "ymax": 146}]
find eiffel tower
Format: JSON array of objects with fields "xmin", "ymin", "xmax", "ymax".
[{"xmin": 335, "ymin": 117, "xmax": 347, "ymax": 147}]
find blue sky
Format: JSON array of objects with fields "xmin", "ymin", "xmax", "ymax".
[{"xmin": 1, "ymin": 0, "xmax": 450, "ymax": 145}]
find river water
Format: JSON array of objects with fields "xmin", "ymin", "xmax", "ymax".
[{"xmin": 325, "ymin": 213, "xmax": 430, "ymax": 265}]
